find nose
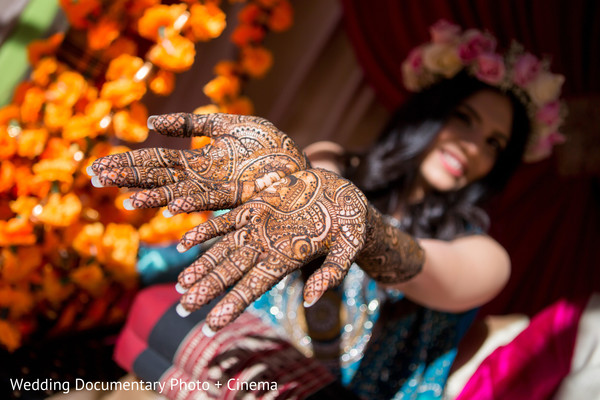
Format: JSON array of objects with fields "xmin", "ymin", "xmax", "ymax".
[{"xmin": 459, "ymin": 132, "xmax": 483, "ymax": 158}]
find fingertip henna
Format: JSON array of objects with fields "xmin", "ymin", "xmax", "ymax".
[
  {"xmin": 152, "ymin": 113, "xmax": 195, "ymax": 138},
  {"xmin": 206, "ymin": 301, "xmax": 239, "ymax": 330}
]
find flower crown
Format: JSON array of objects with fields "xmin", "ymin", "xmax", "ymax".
[{"xmin": 401, "ymin": 20, "xmax": 567, "ymax": 162}]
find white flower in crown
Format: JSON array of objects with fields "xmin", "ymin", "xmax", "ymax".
[{"xmin": 400, "ymin": 19, "xmax": 567, "ymax": 162}]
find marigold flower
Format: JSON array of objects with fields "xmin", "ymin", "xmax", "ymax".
[
  {"xmin": 12, "ymin": 82, "xmax": 34, "ymax": 106},
  {"xmin": 149, "ymin": 69, "xmax": 175, "ymax": 96},
  {"xmin": 106, "ymin": 54, "xmax": 145, "ymax": 81},
  {"xmin": 0, "ymin": 319, "xmax": 21, "ymax": 352},
  {"xmin": 240, "ymin": 46, "xmax": 273, "ymax": 78},
  {"xmin": 9, "ymin": 196, "xmax": 38, "ymax": 218},
  {"xmin": 0, "ymin": 128, "xmax": 17, "ymax": 160},
  {"xmin": 0, "ymin": 217, "xmax": 37, "ymax": 246},
  {"xmin": 41, "ymin": 264, "xmax": 75, "ymax": 306},
  {"xmin": 230, "ymin": 24, "xmax": 265, "ymax": 47},
  {"xmin": 214, "ymin": 60, "xmax": 239, "ymax": 77},
  {"xmin": 17, "ymin": 128, "xmax": 49, "ymax": 159},
  {"xmin": 191, "ymin": 136, "xmax": 213, "ymax": 149},
  {"xmin": 221, "ymin": 96, "xmax": 254, "ymax": 115},
  {"xmin": 46, "ymin": 71, "xmax": 88, "ymax": 108},
  {"xmin": 203, "ymin": 75, "xmax": 241, "ymax": 103},
  {"xmin": 103, "ymin": 37, "xmax": 138, "ymax": 61},
  {"xmin": 13, "ymin": 166, "xmax": 51, "ymax": 198},
  {"xmin": 40, "ymin": 137, "xmax": 72, "ymax": 161},
  {"xmin": 59, "ymin": 0, "xmax": 102, "ymax": 29},
  {"xmin": 37, "ymin": 193, "xmax": 82, "ymax": 227},
  {"xmin": 0, "ymin": 105, "xmax": 20, "ymax": 125},
  {"xmin": 9, "ymin": 196, "xmax": 40, "ymax": 219},
  {"xmin": 27, "ymin": 32, "xmax": 64, "ymax": 66},
  {"xmin": 72, "ymin": 222, "xmax": 104, "ymax": 258},
  {"xmin": 0, "ymin": 160, "xmax": 16, "ymax": 193},
  {"xmin": 62, "ymin": 114, "xmax": 99, "ymax": 141},
  {"xmin": 100, "ymin": 78, "xmax": 147, "ymax": 109},
  {"xmin": 74, "ymin": 85, "xmax": 99, "ymax": 115},
  {"xmin": 87, "ymin": 99, "xmax": 112, "ymax": 122},
  {"xmin": 187, "ymin": 3, "xmax": 227, "ymax": 41},
  {"xmin": 88, "ymin": 143, "xmax": 131, "ymax": 162},
  {"xmin": 1, "ymin": 246, "xmax": 43, "ymax": 283},
  {"xmin": 193, "ymin": 104, "xmax": 220, "ymax": 115},
  {"xmin": 31, "ymin": 57, "xmax": 58, "ymax": 88},
  {"xmin": 268, "ymin": 0, "xmax": 293, "ymax": 32},
  {"xmin": 113, "ymin": 102, "xmax": 149, "ymax": 142},
  {"xmin": 32, "ymin": 158, "xmax": 77, "ymax": 186},
  {"xmin": 138, "ymin": 4, "xmax": 188, "ymax": 41},
  {"xmin": 44, "ymin": 103, "xmax": 73, "ymax": 132},
  {"xmin": 139, "ymin": 209, "xmax": 209, "ymax": 244},
  {"xmin": 70, "ymin": 263, "xmax": 106, "ymax": 296},
  {"xmin": 238, "ymin": 4, "xmax": 263, "ymax": 25},
  {"xmin": 147, "ymin": 35, "xmax": 196, "ymax": 73},
  {"xmin": 100, "ymin": 223, "xmax": 139, "ymax": 284},
  {"xmin": 20, "ymin": 86, "xmax": 45, "ymax": 123},
  {"xmin": 87, "ymin": 16, "xmax": 121, "ymax": 51}
]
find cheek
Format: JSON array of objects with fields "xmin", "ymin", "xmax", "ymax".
[{"xmin": 468, "ymin": 157, "xmax": 496, "ymax": 182}]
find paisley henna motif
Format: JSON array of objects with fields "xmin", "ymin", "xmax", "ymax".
[
  {"xmin": 176, "ymin": 168, "xmax": 370, "ymax": 331},
  {"xmin": 90, "ymin": 113, "xmax": 309, "ymax": 212}
]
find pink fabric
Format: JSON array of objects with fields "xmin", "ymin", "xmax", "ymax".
[
  {"xmin": 113, "ymin": 283, "xmax": 180, "ymax": 371},
  {"xmin": 456, "ymin": 297, "xmax": 588, "ymax": 400}
]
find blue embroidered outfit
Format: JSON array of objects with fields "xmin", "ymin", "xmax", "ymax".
[{"xmin": 248, "ymin": 264, "xmax": 477, "ymax": 400}]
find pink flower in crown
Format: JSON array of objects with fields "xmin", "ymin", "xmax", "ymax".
[
  {"xmin": 406, "ymin": 46, "xmax": 424, "ymax": 72},
  {"xmin": 430, "ymin": 20, "xmax": 461, "ymax": 44},
  {"xmin": 458, "ymin": 29, "xmax": 497, "ymax": 62},
  {"xmin": 536, "ymin": 100, "xmax": 561, "ymax": 127},
  {"xmin": 512, "ymin": 53, "xmax": 541, "ymax": 87},
  {"xmin": 474, "ymin": 53, "xmax": 505, "ymax": 84}
]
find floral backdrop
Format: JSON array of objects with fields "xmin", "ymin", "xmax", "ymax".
[{"xmin": 0, "ymin": 0, "xmax": 293, "ymax": 352}]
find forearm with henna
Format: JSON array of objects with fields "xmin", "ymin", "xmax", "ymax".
[{"xmin": 355, "ymin": 205, "xmax": 425, "ymax": 284}]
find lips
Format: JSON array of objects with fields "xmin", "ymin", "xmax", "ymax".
[{"xmin": 439, "ymin": 149, "xmax": 466, "ymax": 178}]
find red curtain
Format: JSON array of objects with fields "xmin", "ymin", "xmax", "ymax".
[
  {"xmin": 340, "ymin": 0, "xmax": 600, "ymax": 317},
  {"xmin": 340, "ymin": 0, "xmax": 600, "ymax": 109}
]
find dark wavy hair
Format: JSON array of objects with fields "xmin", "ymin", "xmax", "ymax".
[{"xmin": 346, "ymin": 71, "xmax": 532, "ymax": 240}]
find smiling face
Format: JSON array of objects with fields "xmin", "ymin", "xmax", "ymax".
[{"xmin": 415, "ymin": 90, "xmax": 513, "ymax": 198}]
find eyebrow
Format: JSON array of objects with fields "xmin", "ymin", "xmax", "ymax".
[{"xmin": 461, "ymin": 103, "xmax": 510, "ymax": 146}]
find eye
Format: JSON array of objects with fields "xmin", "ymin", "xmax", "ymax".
[
  {"xmin": 452, "ymin": 109, "xmax": 472, "ymax": 126},
  {"xmin": 486, "ymin": 136, "xmax": 505, "ymax": 154}
]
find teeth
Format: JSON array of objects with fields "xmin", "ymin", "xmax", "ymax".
[{"xmin": 443, "ymin": 151, "xmax": 463, "ymax": 172}]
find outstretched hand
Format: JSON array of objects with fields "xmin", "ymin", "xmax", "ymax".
[
  {"xmin": 175, "ymin": 168, "xmax": 370, "ymax": 333},
  {"xmin": 89, "ymin": 113, "xmax": 308, "ymax": 214}
]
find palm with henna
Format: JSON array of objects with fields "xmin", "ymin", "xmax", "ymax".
[
  {"xmin": 174, "ymin": 168, "xmax": 371, "ymax": 333},
  {"xmin": 89, "ymin": 113, "xmax": 308, "ymax": 214}
]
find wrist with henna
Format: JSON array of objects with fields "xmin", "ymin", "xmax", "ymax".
[{"xmin": 355, "ymin": 206, "xmax": 425, "ymax": 284}]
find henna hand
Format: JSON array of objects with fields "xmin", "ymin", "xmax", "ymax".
[
  {"xmin": 174, "ymin": 168, "xmax": 370, "ymax": 332},
  {"xmin": 89, "ymin": 113, "xmax": 308, "ymax": 213}
]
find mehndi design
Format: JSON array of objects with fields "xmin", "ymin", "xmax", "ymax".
[
  {"xmin": 356, "ymin": 210, "xmax": 425, "ymax": 284},
  {"xmin": 176, "ymin": 168, "xmax": 370, "ymax": 332},
  {"xmin": 90, "ymin": 113, "xmax": 308, "ymax": 213}
]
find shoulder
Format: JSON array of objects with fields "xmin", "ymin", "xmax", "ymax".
[
  {"xmin": 304, "ymin": 141, "xmax": 345, "ymax": 174},
  {"xmin": 449, "ymin": 234, "xmax": 509, "ymax": 262}
]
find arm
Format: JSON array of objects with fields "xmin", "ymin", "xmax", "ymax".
[
  {"xmin": 395, "ymin": 235, "xmax": 510, "ymax": 312},
  {"xmin": 356, "ymin": 205, "xmax": 510, "ymax": 312}
]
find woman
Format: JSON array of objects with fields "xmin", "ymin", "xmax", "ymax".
[{"xmin": 90, "ymin": 21, "xmax": 565, "ymax": 399}]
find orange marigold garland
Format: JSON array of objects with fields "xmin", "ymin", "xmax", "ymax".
[
  {"xmin": 201, "ymin": 0, "xmax": 293, "ymax": 114},
  {"xmin": 0, "ymin": 0, "xmax": 293, "ymax": 352}
]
